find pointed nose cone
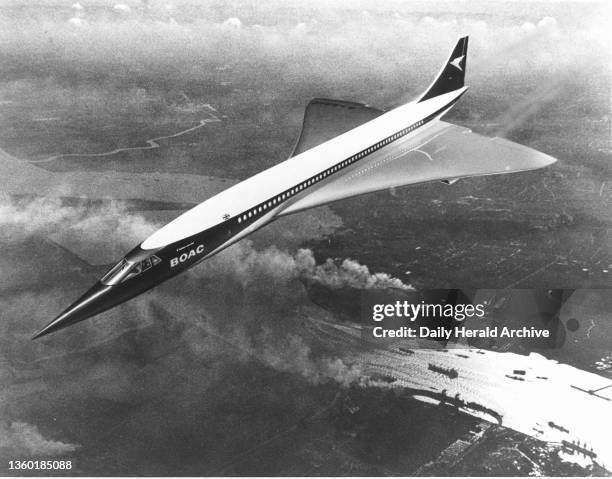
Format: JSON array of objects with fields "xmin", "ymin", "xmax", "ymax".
[{"xmin": 32, "ymin": 282, "xmax": 114, "ymax": 339}]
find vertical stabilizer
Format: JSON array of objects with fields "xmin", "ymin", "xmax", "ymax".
[{"xmin": 418, "ymin": 36, "xmax": 468, "ymax": 102}]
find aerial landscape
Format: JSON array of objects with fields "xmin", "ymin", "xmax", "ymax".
[{"xmin": 0, "ymin": 0, "xmax": 610, "ymax": 476}]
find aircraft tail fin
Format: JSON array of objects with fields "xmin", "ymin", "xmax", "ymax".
[{"xmin": 418, "ymin": 36, "xmax": 468, "ymax": 102}]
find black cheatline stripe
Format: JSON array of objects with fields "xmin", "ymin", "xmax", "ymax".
[{"xmin": 234, "ymin": 94, "xmax": 463, "ymax": 226}]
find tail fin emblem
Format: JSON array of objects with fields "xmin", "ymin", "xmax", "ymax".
[{"xmin": 450, "ymin": 55, "xmax": 465, "ymax": 71}]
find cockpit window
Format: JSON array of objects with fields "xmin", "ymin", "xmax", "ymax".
[
  {"xmin": 141, "ymin": 257, "xmax": 152, "ymax": 272},
  {"xmin": 101, "ymin": 255, "xmax": 162, "ymax": 286},
  {"xmin": 124, "ymin": 262, "xmax": 142, "ymax": 281},
  {"xmin": 101, "ymin": 259, "xmax": 131, "ymax": 285}
]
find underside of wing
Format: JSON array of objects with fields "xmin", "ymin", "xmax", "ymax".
[
  {"xmin": 291, "ymin": 98, "xmax": 385, "ymax": 157},
  {"xmin": 280, "ymin": 121, "xmax": 557, "ymax": 215}
]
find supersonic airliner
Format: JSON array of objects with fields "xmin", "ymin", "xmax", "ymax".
[{"xmin": 32, "ymin": 36, "xmax": 557, "ymax": 338}]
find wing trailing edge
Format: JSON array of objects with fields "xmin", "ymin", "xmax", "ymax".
[{"xmin": 279, "ymin": 121, "xmax": 556, "ymax": 216}]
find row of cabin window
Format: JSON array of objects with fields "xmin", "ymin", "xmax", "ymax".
[
  {"xmin": 236, "ymin": 174, "xmax": 325, "ymax": 224},
  {"xmin": 235, "ymin": 162, "xmax": 354, "ymax": 224},
  {"xmin": 373, "ymin": 119, "xmax": 423, "ymax": 149},
  {"xmin": 235, "ymin": 120, "xmax": 425, "ymax": 225}
]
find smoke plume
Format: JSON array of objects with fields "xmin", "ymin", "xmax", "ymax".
[
  {"xmin": 0, "ymin": 195, "xmax": 159, "ymax": 246},
  {"xmin": 0, "ymin": 421, "xmax": 80, "ymax": 456}
]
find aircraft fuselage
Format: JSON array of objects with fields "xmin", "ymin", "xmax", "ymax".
[
  {"xmin": 32, "ymin": 88, "xmax": 466, "ymax": 338},
  {"xmin": 30, "ymin": 36, "xmax": 554, "ymax": 339}
]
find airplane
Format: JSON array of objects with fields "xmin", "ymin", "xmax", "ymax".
[{"xmin": 31, "ymin": 36, "xmax": 557, "ymax": 339}]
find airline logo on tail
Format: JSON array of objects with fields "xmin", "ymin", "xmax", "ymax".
[{"xmin": 450, "ymin": 55, "xmax": 465, "ymax": 71}]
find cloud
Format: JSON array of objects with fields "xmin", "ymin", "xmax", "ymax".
[
  {"xmin": 0, "ymin": 421, "xmax": 80, "ymax": 456},
  {"xmin": 67, "ymin": 17, "xmax": 87, "ymax": 26},
  {"xmin": 537, "ymin": 16, "xmax": 558, "ymax": 28},
  {"xmin": 0, "ymin": 195, "xmax": 159, "ymax": 248},
  {"xmin": 222, "ymin": 17, "xmax": 242, "ymax": 29},
  {"xmin": 0, "ymin": 5, "xmax": 606, "ymax": 100},
  {"xmin": 113, "ymin": 3, "xmax": 131, "ymax": 14}
]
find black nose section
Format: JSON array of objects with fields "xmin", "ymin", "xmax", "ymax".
[{"xmin": 32, "ymin": 282, "xmax": 114, "ymax": 339}]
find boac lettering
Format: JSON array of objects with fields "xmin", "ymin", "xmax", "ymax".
[{"xmin": 170, "ymin": 244, "xmax": 205, "ymax": 267}]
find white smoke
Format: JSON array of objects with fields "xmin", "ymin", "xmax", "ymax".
[
  {"xmin": 176, "ymin": 240, "xmax": 411, "ymax": 387},
  {"xmin": 295, "ymin": 249, "xmax": 412, "ymax": 290},
  {"xmin": 0, "ymin": 195, "xmax": 159, "ymax": 247},
  {"xmin": 0, "ymin": 421, "xmax": 80, "ymax": 456},
  {"xmin": 200, "ymin": 240, "xmax": 412, "ymax": 291},
  {"xmin": 0, "ymin": 193, "xmax": 409, "ymax": 298},
  {"xmin": 260, "ymin": 333, "xmax": 367, "ymax": 386}
]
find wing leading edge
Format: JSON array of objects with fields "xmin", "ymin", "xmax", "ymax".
[
  {"xmin": 0, "ymin": 147, "xmax": 234, "ymax": 265},
  {"xmin": 290, "ymin": 98, "xmax": 385, "ymax": 157},
  {"xmin": 279, "ymin": 121, "xmax": 557, "ymax": 216},
  {"xmin": 0, "ymin": 147, "xmax": 231, "ymax": 206}
]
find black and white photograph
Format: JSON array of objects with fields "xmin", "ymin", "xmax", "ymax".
[{"xmin": 0, "ymin": 0, "xmax": 610, "ymax": 476}]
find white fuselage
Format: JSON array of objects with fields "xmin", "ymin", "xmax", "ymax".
[{"xmin": 141, "ymin": 88, "xmax": 467, "ymax": 251}]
